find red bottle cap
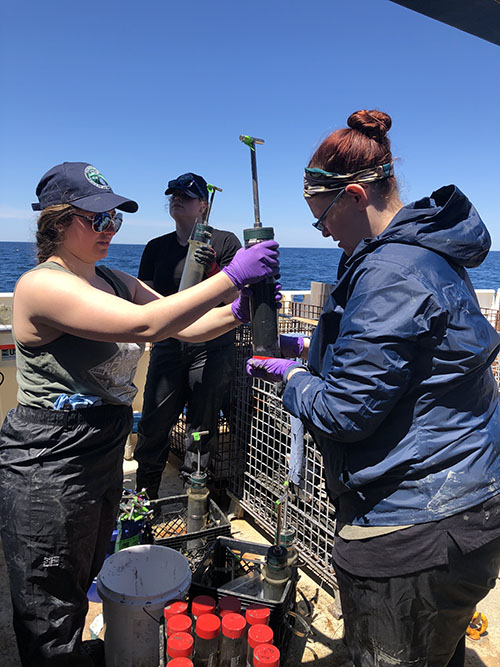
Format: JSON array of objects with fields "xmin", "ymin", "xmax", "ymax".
[
  {"xmin": 253, "ymin": 643, "xmax": 280, "ymax": 667},
  {"xmin": 166, "ymin": 614, "xmax": 192, "ymax": 637},
  {"xmin": 218, "ymin": 595, "xmax": 242, "ymax": 617},
  {"xmin": 191, "ymin": 595, "xmax": 216, "ymax": 618},
  {"xmin": 167, "ymin": 632, "xmax": 194, "ymax": 659},
  {"xmin": 246, "ymin": 605, "xmax": 271, "ymax": 626},
  {"xmin": 248, "ymin": 623, "xmax": 274, "ymax": 649},
  {"xmin": 221, "ymin": 612, "xmax": 246, "ymax": 639},
  {"xmin": 164, "ymin": 600, "xmax": 189, "ymax": 620},
  {"xmin": 168, "ymin": 659, "xmax": 193, "ymax": 667},
  {"xmin": 195, "ymin": 613, "xmax": 221, "ymax": 640}
]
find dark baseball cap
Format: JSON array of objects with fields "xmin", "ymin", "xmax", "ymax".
[
  {"xmin": 31, "ymin": 162, "xmax": 139, "ymax": 213},
  {"xmin": 164, "ymin": 172, "xmax": 208, "ymax": 200}
]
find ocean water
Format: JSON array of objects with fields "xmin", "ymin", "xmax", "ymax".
[{"xmin": 1, "ymin": 241, "xmax": 499, "ymax": 294}]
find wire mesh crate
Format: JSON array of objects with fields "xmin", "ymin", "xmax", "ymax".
[
  {"xmin": 481, "ymin": 307, "xmax": 500, "ymax": 395},
  {"xmin": 234, "ymin": 377, "xmax": 337, "ymax": 589},
  {"xmin": 230, "ymin": 316, "xmax": 338, "ymax": 590},
  {"xmin": 170, "ymin": 412, "xmax": 233, "ymax": 486}
]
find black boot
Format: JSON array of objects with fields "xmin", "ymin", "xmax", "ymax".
[{"xmin": 135, "ymin": 470, "xmax": 161, "ymax": 500}]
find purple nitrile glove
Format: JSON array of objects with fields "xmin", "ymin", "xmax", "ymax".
[
  {"xmin": 231, "ymin": 287, "xmax": 253, "ymax": 323},
  {"xmin": 231, "ymin": 283, "xmax": 283, "ymax": 324},
  {"xmin": 246, "ymin": 357, "xmax": 302, "ymax": 383},
  {"xmin": 279, "ymin": 333, "xmax": 304, "ymax": 358},
  {"xmin": 222, "ymin": 240, "xmax": 279, "ymax": 289}
]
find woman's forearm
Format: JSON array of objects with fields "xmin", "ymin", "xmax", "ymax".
[
  {"xmin": 175, "ymin": 304, "xmax": 239, "ymax": 342},
  {"xmin": 140, "ymin": 272, "xmax": 238, "ymax": 341}
]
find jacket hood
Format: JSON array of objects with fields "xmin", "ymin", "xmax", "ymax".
[{"xmin": 354, "ymin": 185, "xmax": 491, "ymax": 268}]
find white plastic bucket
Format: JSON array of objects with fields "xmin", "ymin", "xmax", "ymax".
[{"xmin": 96, "ymin": 544, "xmax": 191, "ymax": 667}]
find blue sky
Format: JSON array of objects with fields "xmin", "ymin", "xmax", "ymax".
[{"xmin": 1, "ymin": 0, "xmax": 499, "ymax": 249}]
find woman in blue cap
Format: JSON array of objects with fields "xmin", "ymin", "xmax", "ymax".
[
  {"xmin": 247, "ymin": 110, "xmax": 500, "ymax": 667},
  {"xmin": 0, "ymin": 161, "xmax": 279, "ymax": 666}
]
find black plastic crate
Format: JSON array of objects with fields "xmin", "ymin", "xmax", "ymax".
[
  {"xmin": 189, "ymin": 536, "xmax": 297, "ymax": 651},
  {"xmin": 148, "ymin": 495, "xmax": 231, "ymax": 568}
]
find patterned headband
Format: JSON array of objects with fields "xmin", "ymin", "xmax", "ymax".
[{"xmin": 304, "ymin": 162, "xmax": 394, "ymax": 198}]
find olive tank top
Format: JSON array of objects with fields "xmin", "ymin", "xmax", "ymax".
[{"xmin": 14, "ymin": 262, "xmax": 144, "ymax": 409}]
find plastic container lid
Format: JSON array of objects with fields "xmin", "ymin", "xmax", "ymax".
[
  {"xmin": 246, "ymin": 605, "xmax": 271, "ymax": 626},
  {"xmin": 168, "ymin": 659, "xmax": 193, "ymax": 667},
  {"xmin": 164, "ymin": 600, "xmax": 189, "ymax": 620},
  {"xmin": 167, "ymin": 614, "xmax": 193, "ymax": 637},
  {"xmin": 221, "ymin": 612, "xmax": 246, "ymax": 639},
  {"xmin": 195, "ymin": 613, "xmax": 221, "ymax": 640},
  {"xmin": 167, "ymin": 632, "xmax": 194, "ymax": 658},
  {"xmin": 218, "ymin": 595, "xmax": 242, "ymax": 617},
  {"xmin": 253, "ymin": 643, "xmax": 280, "ymax": 667},
  {"xmin": 97, "ymin": 545, "xmax": 191, "ymax": 606},
  {"xmin": 248, "ymin": 623, "xmax": 274, "ymax": 649},
  {"xmin": 191, "ymin": 595, "xmax": 216, "ymax": 618}
]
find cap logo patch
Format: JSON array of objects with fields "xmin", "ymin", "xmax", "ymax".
[{"xmin": 84, "ymin": 165, "xmax": 110, "ymax": 190}]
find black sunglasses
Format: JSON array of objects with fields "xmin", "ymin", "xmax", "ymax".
[
  {"xmin": 312, "ymin": 188, "xmax": 345, "ymax": 232},
  {"xmin": 73, "ymin": 211, "xmax": 122, "ymax": 234}
]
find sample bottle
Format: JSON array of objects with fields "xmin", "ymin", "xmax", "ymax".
[
  {"xmin": 193, "ymin": 613, "xmax": 221, "ymax": 667},
  {"xmin": 246, "ymin": 624, "xmax": 274, "ymax": 667},
  {"xmin": 178, "ymin": 222, "xmax": 214, "ymax": 291},
  {"xmin": 186, "ymin": 471, "xmax": 210, "ymax": 549},
  {"xmin": 191, "ymin": 595, "xmax": 216, "ymax": 621},
  {"xmin": 167, "ymin": 632, "xmax": 194, "ymax": 662},
  {"xmin": 169, "ymin": 659, "xmax": 194, "ymax": 667},
  {"xmin": 262, "ymin": 546, "xmax": 291, "ymax": 601},
  {"xmin": 218, "ymin": 595, "xmax": 242, "ymax": 618},
  {"xmin": 253, "ymin": 644, "xmax": 280, "ymax": 667},
  {"xmin": 279, "ymin": 528, "xmax": 298, "ymax": 569},
  {"xmin": 220, "ymin": 567, "xmax": 263, "ymax": 598},
  {"xmin": 165, "ymin": 600, "xmax": 189, "ymax": 621},
  {"xmin": 218, "ymin": 612, "xmax": 246, "ymax": 667},
  {"xmin": 167, "ymin": 614, "xmax": 193, "ymax": 638}
]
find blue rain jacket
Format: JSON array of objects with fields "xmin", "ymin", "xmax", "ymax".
[{"xmin": 283, "ymin": 185, "xmax": 500, "ymax": 526}]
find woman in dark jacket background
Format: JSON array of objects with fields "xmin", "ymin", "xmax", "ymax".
[{"xmin": 248, "ymin": 109, "xmax": 500, "ymax": 666}]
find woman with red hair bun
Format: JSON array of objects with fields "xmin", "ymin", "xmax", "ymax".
[{"xmin": 248, "ymin": 110, "xmax": 500, "ymax": 666}]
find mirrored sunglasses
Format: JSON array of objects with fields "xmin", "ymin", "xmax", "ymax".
[
  {"xmin": 167, "ymin": 174, "xmax": 205, "ymax": 199},
  {"xmin": 74, "ymin": 211, "xmax": 122, "ymax": 234}
]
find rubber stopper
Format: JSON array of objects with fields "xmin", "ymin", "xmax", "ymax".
[
  {"xmin": 195, "ymin": 613, "xmax": 221, "ymax": 640},
  {"xmin": 221, "ymin": 612, "xmax": 246, "ymax": 639},
  {"xmin": 253, "ymin": 643, "xmax": 280, "ymax": 667},
  {"xmin": 167, "ymin": 632, "xmax": 194, "ymax": 659},
  {"xmin": 248, "ymin": 623, "xmax": 274, "ymax": 649},
  {"xmin": 191, "ymin": 595, "xmax": 216, "ymax": 618}
]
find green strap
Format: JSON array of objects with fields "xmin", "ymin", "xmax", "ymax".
[{"xmin": 241, "ymin": 135, "xmax": 255, "ymax": 151}]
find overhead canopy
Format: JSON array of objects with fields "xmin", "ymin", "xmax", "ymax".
[{"xmin": 390, "ymin": 0, "xmax": 500, "ymax": 46}]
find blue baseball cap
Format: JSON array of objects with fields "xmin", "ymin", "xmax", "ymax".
[
  {"xmin": 164, "ymin": 172, "xmax": 208, "ymax": 200},
  {"xmin": 32, "ymin": 162, "xmax": 139, "ymax": 213}
]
